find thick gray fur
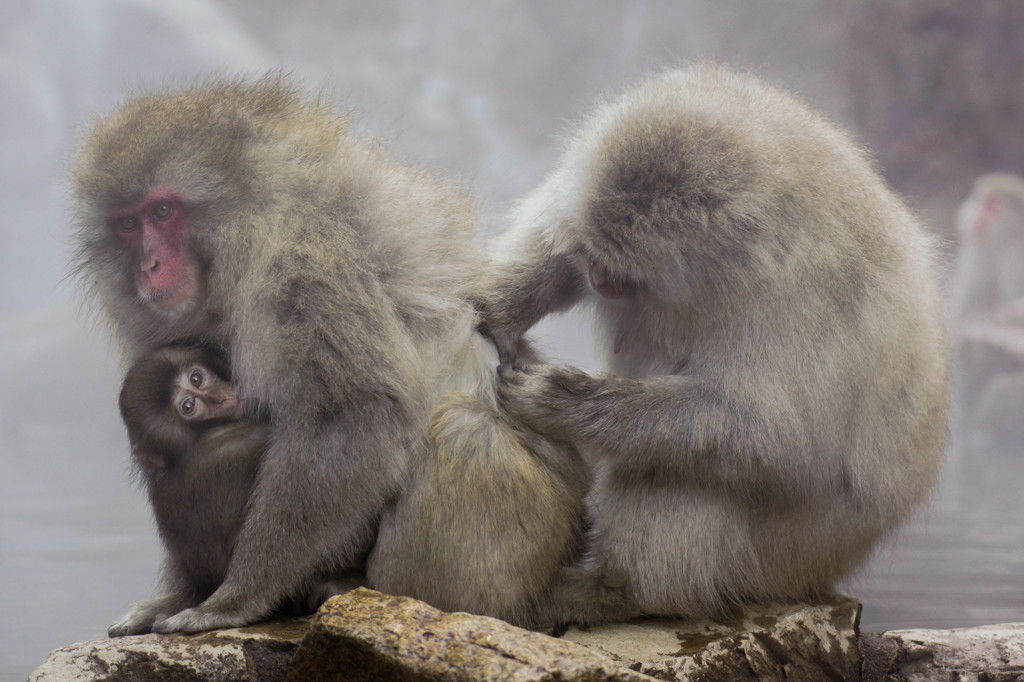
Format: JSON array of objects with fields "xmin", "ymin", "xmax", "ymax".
[
  {"xmin": 481, "ymin": 63, "xmax": 949, "ymax": 625},
  {"xmin": 72, "ymin": 77, "xmax": 584, "ymax": 633}
]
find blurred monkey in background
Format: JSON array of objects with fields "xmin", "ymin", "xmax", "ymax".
[{"xmin": 949, "ymin": 173, "xmax": 1024, "ymax": 444}]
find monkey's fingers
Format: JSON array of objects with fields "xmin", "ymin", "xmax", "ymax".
[
  {"xmin": 108, "ymin": 618, "xmax": 154, "ymax": 638},
  {"xmin": 496, "ymin": 366, "xmax": 565, "ymax": 434},
  {"xmin": 473, "ymin": 297, "xmax": 527, "ymax": 362},
  {"xmin": 151, "ymin": 605, "xmax": 255, "ymax": 634},
  {"xmin": 108, "ymin": 599, "xmax": 180, "ymax": 637},
  {"xmin": 497, "ymin": 361, "xmax": 531, "ymax": 382},
  {"xmin": 501, "ymin": 362, "xmax": 594, "ymax": 396}
]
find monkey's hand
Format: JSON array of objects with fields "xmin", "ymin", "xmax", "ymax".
[
  {"xmin": 151, "ymin": 603, "xmax": 259, "ymax": 634},
  {"xmin": 498, "ymin": 362, "xmax": 599, "ymax": 438},
  {"xmin": 108, "ymin": 597, "xmax": 188, "ymax": 637},
  {"xmin": 473, "ymin": 297, "xmax": 528, "ymax": 364}
]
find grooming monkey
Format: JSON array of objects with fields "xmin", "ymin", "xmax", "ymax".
[
  {"xmin": 73, "ymin": 77, "xmax": 584, "ymax": 634},
  {"xmin": 479, "ymin": 63, "xmax": 949, "ymax": 625}
]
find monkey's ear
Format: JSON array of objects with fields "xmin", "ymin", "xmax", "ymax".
[{"xmin": 132, "ymin": 447, "xmax": 170, "ymax": 469}]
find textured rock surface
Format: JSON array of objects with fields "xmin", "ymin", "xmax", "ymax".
[
  {"xmin": 862, "ymin": 623, "xmax": 1024, "ymax": 682},
  {"xmin": 31, "ymin": 590, "xmax": 1024, "ymax": 681},
  {"xmin": 286, "ymin": 588, "xmax": 656, "ymax": 681},
  {"xmin": 565, "ymin": 596, "xmax": 861, "ymax": 681},
  {"xmin": 28, "ymin": 618, "xmax": 309, "ymax": 682}
]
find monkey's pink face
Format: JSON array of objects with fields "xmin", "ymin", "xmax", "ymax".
[{"xmin": 107, "ymin": 189, "xmax": 196, "ymax": 312}]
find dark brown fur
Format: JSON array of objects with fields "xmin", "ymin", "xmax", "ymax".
[{"xmin": 113, "ymin": 344, "xmax": 268, "ymax": 634}]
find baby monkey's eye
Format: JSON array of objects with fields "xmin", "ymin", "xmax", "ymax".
[
  {"xmin": 181, "ymin": 396, "xmax": 196, "ymax": 415},
  {"xmin": 189, "ymin": 370, "xmax": 203, "ymax": 388}
]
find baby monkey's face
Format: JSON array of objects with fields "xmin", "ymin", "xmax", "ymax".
[{"xmin": 172, "ymin": 363, "xmax": 245, "ymax": 423}]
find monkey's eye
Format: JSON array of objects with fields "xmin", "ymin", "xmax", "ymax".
[
  {"xmin": 189, "ymin": 370, "xmax": 203, "ymax": 388},
  {"xmin": 181, "ymin": 396, "xmax": 196, "ymax": 416},
  {"xmin": 118, "ymin": 216, "xmax": 139, "ymax": 232},
  {"xmin": 152, "ymin": 202, "xmax": 173, "ymax": 220}
]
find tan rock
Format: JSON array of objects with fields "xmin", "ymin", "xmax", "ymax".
[
  {"xmin": 28, "ymin": 591, "xmax": 867, "ymax": 681},
  {"xmin": 28, "ymin": 618, "xmax": 308, "ymax": 682},
  {"xmin": 565, "ymin": 596, "xmax": 861, "ymax": 681},
  {"xmin": 285, "ymin": 588, "xmax": 656, "ymax": 681}
]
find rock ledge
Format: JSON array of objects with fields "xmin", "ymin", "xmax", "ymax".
[{"xmin": 29, "ymin": 589, "xmax": 1024, "ymax": 681}]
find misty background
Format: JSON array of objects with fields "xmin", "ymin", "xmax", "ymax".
[{"xmin": 4, "ymin": 1, "xmax": 1024, "ymax": 679}]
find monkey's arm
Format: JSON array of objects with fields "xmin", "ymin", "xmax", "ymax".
[
  {"xmin": 478, "ymin": 247, "xmax": 587, "ymax": 363},
  {"xmin": 201, "ymin": 423, "xmax": 271, "ymax": 469},
  {"xmin": 153, "ymin": 260, "xmax": 422, "ymax": 633},
  {"xmin": 154, "ymin": 388, "xmax": 411, "ymax": 633},
  {"xmin": 498, "ymin": 363, "xmax": 823, "ymax": 499}
]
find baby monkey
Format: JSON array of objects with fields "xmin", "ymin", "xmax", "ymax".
[
  {"xmin": 112, "ymin": 343, "xmax": 270, "ymax": 634},
  {"xmin": 116, "ymin": 343, "xmax": 364, "ymax": 636},
  {"xmin": 121, "ymin": 343, "xmax": 257, "ymax": 468},
  {"xmin": 116, "ymin": 343, "xmax": 362, "ymax": 635}
]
